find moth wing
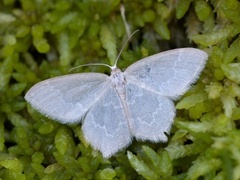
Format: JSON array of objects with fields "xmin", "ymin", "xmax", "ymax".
[
  {"xmin": 124, "ymin": 48, "xmax": 208, "ymax": 99},
  {"xmin": 82, "ymin": 86, "xmax": 132, "ymax": 158},
  {"xmin": 126, "ymin": 82, "xmax": 175, "ymax": 142},
  {"xmin": 25, "ymin": 73, "xmax": 110, "ymax": 124}
]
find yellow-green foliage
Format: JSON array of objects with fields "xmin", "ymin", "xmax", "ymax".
[{"xmin": 1, "ymin": 0, "xmax": 240, "ymax": 179}]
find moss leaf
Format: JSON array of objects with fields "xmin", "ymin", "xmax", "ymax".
[
  {"xmin": 54, "ymin": 127, "xmax": 75, "ymax": 156},
  {"xmin": 194, "ymin": 0, "xmax": 211, "ymax": 21},
  {"xmin": 223, "ymin": 36, "xmax": 240, "ymax": 64},
  {"xmin": 127, "ymin": 151, "xmax": 158, "ymax": 180},
  {"xmin": 176, "ymin": 0, "xmax": 192, "ymax": 19},
  {"xmin": 153, "ymin": 19, "xmax": 170, "ymax": 40},
  {"xmin": 176, "ymin": 93, "xmax": 207, "ymax": 109},
  {"xmin": 191, "ymin": 25, "xmax": 240, "ymax": 46},
  {"xmin": 100, "ymin": 25, "xmax": 117, "ymax": 66},
  {"xmin": 187, "ymin": 157, "xmax": 221, "ymax": 179},
  {"xmin": 221, "ymin": 63, "xmax": 240, "ymax": 83},
  {"xmin": 97, "ymin": 168, "xmax": 116, "ymax": 180}
]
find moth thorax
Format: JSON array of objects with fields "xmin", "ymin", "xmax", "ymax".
[{"xmin": 110, "ymin": 68, "xmax": 126, "ymax": 94}]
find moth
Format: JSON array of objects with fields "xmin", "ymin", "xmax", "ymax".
[{"xmin": 25, "ymin": 48, "xmax": 208, "ymax": 158}]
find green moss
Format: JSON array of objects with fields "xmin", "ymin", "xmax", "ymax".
[{"xmin": 1, "ymin": 0, "xmax": 240, "ymax": 179}]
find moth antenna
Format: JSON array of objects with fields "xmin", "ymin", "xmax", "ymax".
[
  {"xmin": 68, "ymin": 63, "xmax": 112, "ymax": 73},
  {"xmin": 69, "ymin": 30, "xmax": 139, "ymax": 73},
  {"xmin": 114, "ymin": 29, "xmax": 139, "ymax": 68}
]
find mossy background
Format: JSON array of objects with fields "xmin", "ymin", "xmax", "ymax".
[{"xmin": 1, "ymin": 0, "xmax": 240, "ymax": 179}]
